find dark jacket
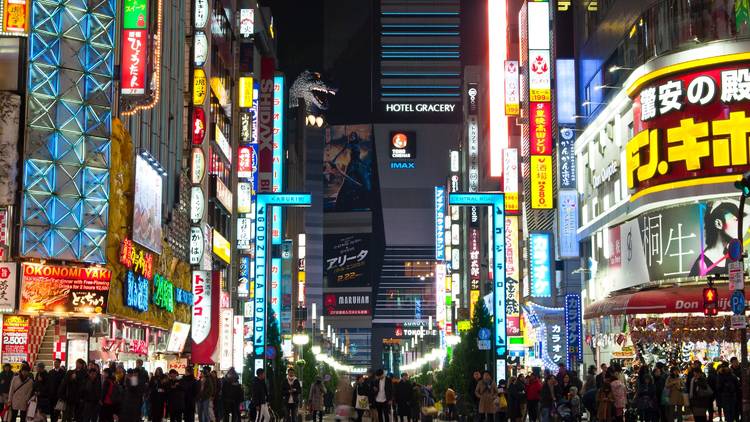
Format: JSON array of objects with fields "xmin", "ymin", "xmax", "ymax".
[
  {"xmin": 508, "ymin": 380, "xmax": 527, "ymax": 418},
  {"xmin": 282, "ymin": 377, "xmax": 302, "ymax": 405},
  {"xmin": 49, "ymin": 368, "xmax": 65, "ymax": 402},
  {"xmin": 395, "ymin": 380, "xmax": 412, "ymax": 406},
  {"xmin": 197, "ymin": 375, "xmax": 216, "ymax": 401},
  {"xmin": 540, "ymin": 382, "xmax": 558, "ymax": 408},
  {"xmin": 221, "ymin": 378, "xmax": 243, "ymax": 405},
  {"xmin": 0, "ymin": 369, "xmax": 13, "ymax": 395},
  {"xmin": 83, "ymin": 377, "xmax": 102, "ymax": 404},
  {"xmin": 352, "ymin": 382, "xmax": 371, "ymax": 407},
  {"xmin": 167, "ymin": 378, "xmax": 186, "ymax": 412},
  {"xmin": 369, "ymin": 377, "xmax": 393, "ymax": 403},
  {"xmin": 119, "ymin": 384, "xmax": 144, "ymax": 422},
  {"xmin": 33, "ymin": 370, "xmax": 52, "ymax": 414},
  {"xmin": 252, "ymin": 377, "xmax": 268, "ymax": 405},
  {"xmin": 58, "ymin": 369, "xmax": 86, "ymax": 405},
  {"xmin": 182, "ymin": 374, "xmax": 198, "ymax": 407},
  {"xmin": 716, "ymin": 371, "xmax": 740, "ymax": 404}
]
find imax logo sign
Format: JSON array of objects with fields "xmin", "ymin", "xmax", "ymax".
[{"xmin": 390, "ymin": 162, "xmax": 415, "ymax": 169}]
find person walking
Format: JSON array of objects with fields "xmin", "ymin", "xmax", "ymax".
[
  {"xmin": 596, "ymin": 382, "xmax": 615, "ymax": 422},
  {"xmin": 282, "ymin": 368, "xmax": 302, "ymax": 422},
  {"xmin": 689, "ymin": 369, "xmax": 713, "ymax": 422},
  {"xmin": 716, "ymin": 363, "xmax": 739, "ymax": 422},
  {"xmin": 32, "ymin": 362, "xmax": 52, "ymax": 421},
  {"xmin": 150, "ymin": 368, "xmax": 168, "ymax": 422},
  {"xmin": 508, "ymin": 376, "xmax": 526, "ymax": 422},
  {"xmin": 117, "ymin": 369, "xmax": 144, "ymax": 422},
  {"xmin": 470, "ymin": 371, "xmax": 482, "ymax": 421},
  {"xmin": 351, "ymin": 375, "xmax": 370, "ymax": 422},
  {"xmin": 444, "ymin": 386, "xmax": 457, "ymax": 421},
  {"xmin": 665, "ymin": 367, "xmax": 684, "ymax": 422},
  {"xmin": 370, "ymin": 369, "xmax": 392, "ymax": 422},
  {"xmin": 610, "ymin": 375, "xmax": 626, "ymax": 422},
  {"xmin": 308, "ymin": 378, "xmax": 326, "ymax": 422},
  {"xmin": 166, "ymin": 369, "xmax": 186, "ymax": 422},
  {"xmin": 48, "ymin": 360, "xmax": 65, "ymax": 422},
  {"xmin": 7, "ymin": 364, "xmax": 33, "ymax": 422},
  {"xmin": 57, "ymin": 360, "xmax": 85, "ymax": 422},
  {"xmin": 635, "ymin": 374, "xmax": 657, "ymax": 422},
  {"xmin": 183, "ymin": 366, "xmax": 198, "ymax": 422},
  {"xmin": 80, "ymin": 368, "xmax": 101, "ymax": 422},
  {"xmin": 197, "ymin": 367, "xmax": 216, "ymax": 422},
  {"xmin": 475, "ymin": 371, "xmax": 497, "ymax": 422},
  {"xmin": 221, "ymin": 368, "xmax": 243, "ymax": 422},
  {"xmin": 100, "ymin": 368, "xmax": 120, "ymax": 422},
  {"xmin": 583, "ymin": 367, "xmax": 597, "ymax": 395},
  {"xmin": 526, "ymin": 373, "xmax": 542, "ymax": 422},
  {"xmin": 252, "ymin": 369, "xmax": 270, "ymax": 422},
  {"xmin": 394, "ymin": 373, "xmax": 412, "ymax": 422},
  {"xmin": 497, "ymin": 380, "xmax": 509, "ymax": 422},
  {"xmin": 0, "ymin": 364, "xmax": 13, "ymax": 416},
  {"xmin": 539, "ymin": 376, "xmax": 559, "ymax": 422}
]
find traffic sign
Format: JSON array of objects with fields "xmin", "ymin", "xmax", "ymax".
[
  {"xmin": 478, "ymin": 328, "xmax": 491, "ymax": 340},
  {"xmin": 478, "ymin": 339, "xmax": 491, "ymax": 350},
  {"xmin": 729, "ymin": 261, "xmax": 744, "ymax": 290},
  {"xmin": 729, "ymin": 238, "xmax": 743, "ymax": 261},
  {"xmin": 731, "ymin": 315, "xmax": 748, "ymax": 329},
  {"xmin": 732, "ymin": 290, "xmax": 746, "ymax": 315}
]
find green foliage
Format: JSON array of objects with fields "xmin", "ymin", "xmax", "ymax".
[
  {"xmin": 267, "ymin": 310, "xmax": 287, "ymax": 416},
  {"xmin": 433, "ymin": 299, "xmax": 492, "ymax": 415}
]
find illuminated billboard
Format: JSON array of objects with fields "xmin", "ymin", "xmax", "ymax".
[
  {"xmin": 488, "ymin": 0, "xmax": 508, "ymax": 176},
  {"xmin": 529, "ymin": 233, "xmax": 552, "ymax": 297}
]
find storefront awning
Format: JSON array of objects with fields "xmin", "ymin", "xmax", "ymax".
[{"xmin": 584, "ymin": 285, "xmax": 749, "ymax": 319}]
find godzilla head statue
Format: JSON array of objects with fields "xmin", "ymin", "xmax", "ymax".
[{"xmin": 289, "ymin": 70, "xmax": 337, "ymax": 119}]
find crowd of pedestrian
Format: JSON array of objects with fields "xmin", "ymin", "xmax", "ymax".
[{"xmin": 0, "ymin": 358, "xmax": 245, "ymax": 422}]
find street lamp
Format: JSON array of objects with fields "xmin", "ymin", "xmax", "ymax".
[{"xmin": 608, "ymin": 65, "xmax": 633, "ymax": 73}]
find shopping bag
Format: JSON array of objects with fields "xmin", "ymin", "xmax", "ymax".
[
  {"xmin": 54, "ymin": 400, "xmax": 66, "ymax": 412},
  {"xmin": 355, "ymin": 395, "xmax": 369, "ymax": 410},
  {"xmin": 26, "ymin": 397, "xmax": 38, "ymax": 422}
]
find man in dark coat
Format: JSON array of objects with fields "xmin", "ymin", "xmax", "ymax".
[
  {"xmin": 167, "ymin": 369, "xmax": 186, "ymax": 422},
  {"xmin": 182, "ymin": 366, "xmax": 198, "ymax": 422},
  {"xmin": 49, "ymin": 359, "xmax": 65, "ymax": 422},
  {"xmin": 508, "ymin": 374, "xmax": 527, "ymax": 422},
  {"xmin": 281, "ymin": 368, "xmax": 302, "ymax": 422},
  {"xmin": 119, "ymin": 369, "xmax": 145, "ymax": 422},
  {"xmin": 394, "ymin": 373, "xmax": 413, "ymax": 422},
  {"xmin": 252, "ymin": 369, "xmax": 270, "ymax": 422},
  {"xmin": 370, "ymin": 369, "xmax": 393, "ymax": 422}
]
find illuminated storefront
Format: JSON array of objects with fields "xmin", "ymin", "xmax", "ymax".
[{"xmin": 576, "ymin": 36, "xmax": 750, "ymax": 364}]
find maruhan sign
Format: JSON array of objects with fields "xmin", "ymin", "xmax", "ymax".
[{"xmin": 385, "ymin": 103, "xmax": 457, "ymax": 113}]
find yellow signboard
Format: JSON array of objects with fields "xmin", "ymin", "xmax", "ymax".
[
  {"xmin": 530, "ymin": 155, "xmax": 553, "ymax": 209},
  {"xmin": 3, "ymin": 0, "xmax": 28, "ymax": 34},
  {"xmin": 238, "ymin": 77, "xmax": 254, "ymax": 108},
  {"xmin": 212, "ymin": 230, "xmax": 231, "ymax": 264},
  {"xmin": 193, "ymin": 69, "xmax": 207, "ymax": 105}
]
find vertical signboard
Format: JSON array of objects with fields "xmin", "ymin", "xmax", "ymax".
[
  {"xmin": 121, "ymin": 30, "xmax": 148, "ymax": 95},
  {"xmin": 504, "ymin": 61, "xmax": 520, "ymax": 116},
  {"xmin": 0, "ymin": 263, "xmax": 17, "ymax": 312},
  {"xmin": 529, "ymin": 233, "xmax": 552, "ymax": 297},
  {"xmin": 505, "ymin": 217, "xmax": 520, "ymax": 336},
  {"xmin": 558, "ymin": 127, "xmax": 577, "ymax": 190},
  {"xmin": 530, "ymin": 155, "xmax": 553, "ymax": 209},
  {"xmin": 489, "ymin": 1, "xmax": 508, "ymax": 176},
  {"xmin": 191, "ymin": 270, "xmax": 220, "ymax": 363},
  {"xmin": 272, "ymin": 76, "xmax": 284, "ymax": 245},
  {"xmin": 529, "ymin": 102, "xmax": 552, "ymax": 155},
  {"xmin": 558, "ymin": 190, "xmax": 579, "ymax": 258},
  {"xmin": 564, "ymin": 294, "xmax": 583, "ymax": 366},
  {"xmin": 436, "ymin": 263, "xmax": 446, "ymax": 330},
  {"xmin": 503, "ymin": 149, "xmax": 518, "ymax": 212},
  {"xmin": 258, "ymin": 58, "xmax": 274, "ymax": 193},
  {"xmin": 435, "ymin": 187, "xmax": 446, "ymax": 261}
]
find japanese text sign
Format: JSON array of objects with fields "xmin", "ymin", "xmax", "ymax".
[{"xmin": 121, "ymin": 30, "xmax": 147, "ymax": 95}]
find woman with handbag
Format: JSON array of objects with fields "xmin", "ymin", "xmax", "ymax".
[
  {"xmin": 352, "ymin": 375, "xmax": 370, "ymax": 422},
  {"xmin": 8, "ymin": 364, "xmax": 33, "ymax": 422}
]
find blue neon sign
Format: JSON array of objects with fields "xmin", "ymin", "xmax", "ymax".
[
  {"xmin": 448, "ymin": 192, "xmax": 507, "ymax": 356},
  {"xmin": 125, "ymin": 270, "xmax": 149, "ymax": 312},
  {"xmin": 435, "ymin": 186, "xmax": 445, "ymax": 261},
  {"xmin": 253, "ymin": 193, "xmax": 311, "ymax": 358},
  {"xmin": 271, "ymin": 257, "xmax": 282, "ymax": 327},
  {"xmin": 529, "ymin": 233, "xmax": 552, "ymax": 298}
]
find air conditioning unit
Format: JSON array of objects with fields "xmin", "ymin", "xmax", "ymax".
[{"xmin": 91, "ymin": 318, "xmax": 110, "ymax": 337}]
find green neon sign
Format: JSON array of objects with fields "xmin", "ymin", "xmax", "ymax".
[
  {"xmin": 123, "ymin": 0, "xmax": 149, "ymax": 29},
  {"xmin": 153, "ymin": 273, "xmax": 174, "ymax": 312}
]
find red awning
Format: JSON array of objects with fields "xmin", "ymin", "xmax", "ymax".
[{"xmin": 584, "ymin": 285, "xmax": 748, "ymax": 319}]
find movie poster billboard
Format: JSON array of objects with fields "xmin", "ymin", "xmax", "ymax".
[
  {"xmin": 133, "ymin": 156, "xmax": 163, "ymax": 254},
  {"xmin": 323, "ymin": 125, "xmax": 373, "ymax": 212},
  {"xmin": 591, "ymin": 198, "xmax": 750, "ymax": 292},
  {"xmin": 324, "ymin": 233, "xmax": 371, "ymax": 287}
]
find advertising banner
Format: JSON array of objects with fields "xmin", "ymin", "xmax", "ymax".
[
  {"xmin": 628, "ymin": 62, "xmax": 750, "ymax": 198},
  {"xmin": 258, "ymin": 58, "xmax": 274, "ymax": 193},
  {"xmin": 20, "ymin": 263, "xmax": 111, "ymax": 313},
  {"xmin": 166, "ymin": 321, "xmax": 190, "ymax": 353},
  {"xmin": 123, "ymin": 0, "xmax": 148, "ymax": 30},
  {"xmin": 191, "ymin": 270, "xmax": 220, "ymax": 364},
  {"xmin": 323, "ymin": 293, "xmax": 371, "ymax": 316},
  {"xmin": 0, "ymin": 263, "xmax": 16, "ymax": 312},
  {"xmin": 389, "ymin": 131, "xmax": 417, "ymax": 160},
  {"xmin": 121, "ymin": 30, "xmax": 148, "ymax": 95},
  {"xmin": 530, "ymin": 102, "xmax": 552, "ymax": 155},
  {"xmin": 529, "ymin": 233, "xmax": 552, "ymax": 298},
  {"xmin": 529, "ymin": 50, "xmax": 551, "ymax": 102},
  {"xmin": 133, "ymin": 156, "xmax": 163, "ymax": 254},
  {"xmin": 1, "ymin": 315, "xmax": 28, "ymax": 366},
  {"xmin": 435, "ymin": 187, "xmax": 446, "ymax": 261},
  {"xmin": 324, "ymin": 234, "xmax": 371, "ymax": 287},
  {"xmin": 324, "ymin": 125, "xmax": 374, "ymax": 212},
  {"xmin": 503, "ymin": 149, "xmax": 519, "ymax": 212},
  {"xmin": 558, "ymin": 127, "xmax": 577, "ymax": 189},
  {"xmin": 219, "ymin": 308, "xmax": 233, "ymax": 371},
  {"xmin": 504, "ymin": 61, "xmax": 520, "ymax": 116},
  {"xmin": 2, "ymin": 0, "xmax": 29, "ymax": 33},
  {"xmin": 505, "ymin": 217, "xmax": 520, "ymax": 336},
  {"xmin": 531, "ymin": 155, "xmax": 553, "ymax": 209},
  {"xmin": 565, "ymin": 294, "xmax": 583, "ymax": 364},
  {"xmin": 558, "ymin": 190, "xmax": 579, "ymax": 258}
]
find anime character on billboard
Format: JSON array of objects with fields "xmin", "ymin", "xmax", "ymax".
[
  {"xmin": 690, "ymin": 200, "xmax": 750, "ymax": 276},
  {"xmin": 323, "ymin": 127, "xmax": 373, "ymax": 211}
]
